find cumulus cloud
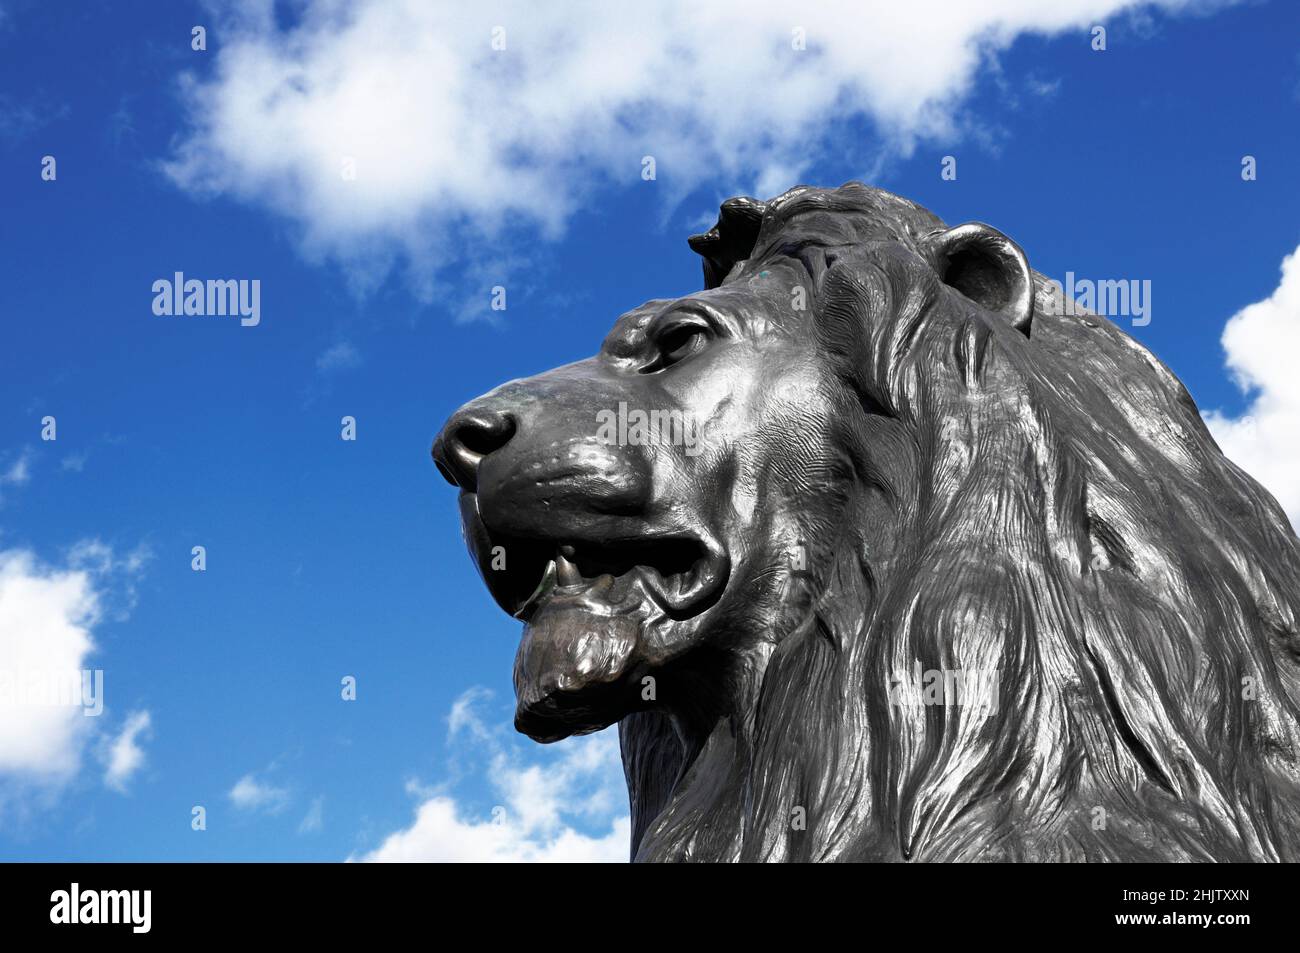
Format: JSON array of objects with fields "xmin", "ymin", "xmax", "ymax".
[
  {"xmin": 229, "ymin": 772, "xmax": 292, "ymax": 814},
  {"xmin": 165, "ymin": 0, "xmax": 1227, "ymax": 298},
  {"xmin": 354, "ymin": 688, "xmax": 629, "ymax": 862},
  {"xmin": 0, "ymin": 549, "xmax": 100, "ymax": 785},
  {"xmin": 1205, "ymin": 245, "xmax": 1300, "ymax": 530},
  {"xmin": 102, "ymin": 710, "xmax": 152, "ymax": 793},
  {"xmin": 0, "ymin": 541, "xmax": 154, "ymax": 815}
]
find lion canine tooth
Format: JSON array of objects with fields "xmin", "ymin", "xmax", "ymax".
[{"xmin": 556, "ymin": 548, "xmax": 582, "ymax": 586}]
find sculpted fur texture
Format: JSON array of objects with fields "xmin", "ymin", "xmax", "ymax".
[{"xmin": 433, "ymin": 183, "xmax": 1300, "ymax": 862}]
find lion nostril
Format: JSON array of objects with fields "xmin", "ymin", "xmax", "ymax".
[
  {"xmin": 432, "ymin": 407, "xmax": 517, "ymax": 491},
  {"xmin": 458, "ymin": 416, "xmax": 514, "ymax": 456}
]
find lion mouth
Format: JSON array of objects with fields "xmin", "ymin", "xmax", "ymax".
[
  {"xmin": 507, "ymin": 534, "xmax": 728, "ymax": 742},
  {"xmin": 511, "ymin": 536, "xmax": 725, "ymax": 620},
  {"xmin": 456, "ymin": 491, "xmax": 730, "ymax": 740},
  {"xmin": 457, "ymin": 491, "xmax": 729, "ymax": 621}
]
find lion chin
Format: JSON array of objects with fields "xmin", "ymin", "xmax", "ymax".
[
  {"xmin": 510, "ymin": 571, "xmax": 649, "ymax": 743},
  {"xmin": 435, "ymin": 182, "xmax": 1300, "ymax": 863}
]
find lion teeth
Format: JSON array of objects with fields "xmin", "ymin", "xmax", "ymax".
[{"xmin": 556, "ymin": 548, "xmax": 582, "ymax": 586}]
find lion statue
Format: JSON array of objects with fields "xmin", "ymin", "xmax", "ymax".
[{"xmin": 432, "ymin": 183, "xmax": 1300, "ymax": 862}]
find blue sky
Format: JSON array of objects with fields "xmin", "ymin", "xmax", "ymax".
[{"xmin": 1, "ymin": 0, "xmax": 1298, "ymax": 861}]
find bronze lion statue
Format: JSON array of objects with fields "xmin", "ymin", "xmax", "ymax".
[{"xmin": 432, "ymin": 183, "xmax": 1300, "ymax": 862}]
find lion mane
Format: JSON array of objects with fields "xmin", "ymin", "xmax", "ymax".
[{"xmin": 620, "ymin": 183, "xmax": 1300, "ymax": 862}]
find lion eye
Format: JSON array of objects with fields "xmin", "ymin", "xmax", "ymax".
[{"xmin": 648, "ymin": 322, "xmax": 708, "ymax": 370}]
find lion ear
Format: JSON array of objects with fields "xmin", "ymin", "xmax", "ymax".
[
  {"xmin": 688, "ymin": 196, "xmax": 769, "ymax": 289},
  {"xmin": 924, "ymin": 222, "xmax": 1034, "ymax": 336}
]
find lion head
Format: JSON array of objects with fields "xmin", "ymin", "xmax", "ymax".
[{"xmin": 432, "ymin": 183, "xmax": 1300, "ymax": 862}]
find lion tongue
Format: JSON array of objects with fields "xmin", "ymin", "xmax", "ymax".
[{"xmin": 512, "ymin": 591, "xmax": 641, "ymax": 742}]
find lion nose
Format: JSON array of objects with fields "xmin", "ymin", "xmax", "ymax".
[{"xmin": 432, "ymin": 404, "xmax": 517, "ymax": 491}]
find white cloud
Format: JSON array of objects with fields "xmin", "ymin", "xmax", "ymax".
[
  {"xmin": 229, "ymin": 773, "xmax": 291, "ymax": 814},
  {"xmin": 1205, "ymin": 245, "xmax": 1300, "ymax": 530},
  {"xmin": 67, "ymin": 538, "xmax": 152, "ymax": 576},
  {"xmin": 0, "ymin": 542, "xmax": 153, "ymax": 814},
  {"xmin": 354, "ymin": 688, "xmax": 629, "ymax": 862},
  {"xmin": 165, "ymin": 0, "xmax": 1229, "ymax": 299},
  {"xmin": 102, "ymin": 710, "xmax": 152, "ymax": 793},
  {"xmin": 0, "ymin": 549, "xmax": 100, "ymax": 785},
  {"xmin": 359, "ymin": 796, "xmax": 631, "ymax": 863},
  {"xmin": 298, "ymin": 795, "xmax": 325, "ymax": 834},
  {"xmin": 315, "ymin": 341, "xmax": 361, "ymax": 373},
  {"xmin": 66, "ymin": 538, "xmax": 152, "ymax": 619},
  {"xmin": 0, "ymin": 448, "xmax": 34, "ymax": 505},
  {"xmin": 0, "ymin": 92, "xmax": 67, "ymax": 143},
  {"xmin": 447, "ymin": 684, "xmax": 494, "ymax": 741},
  {"xmin": 1, "ymin": 449, "xmax": 32, "ymax": 488}
]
